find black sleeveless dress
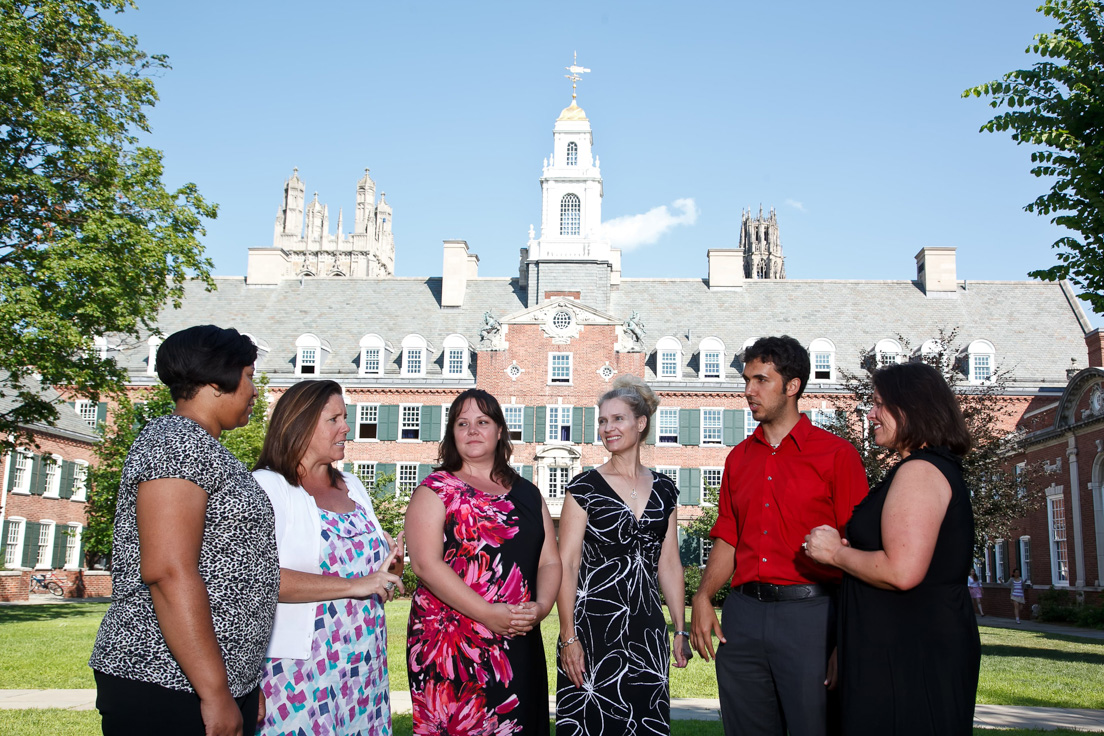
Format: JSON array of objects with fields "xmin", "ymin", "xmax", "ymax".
[{"xmin": 838, "ymin": 447, "xmax": 980, "ymax": 735}]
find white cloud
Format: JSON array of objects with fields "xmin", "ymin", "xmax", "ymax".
[
  {"xmin": 600, "ymin": 198, "xmax": 698, "ymax": 251},
  {"xmin": 785, "ymin": 198, "xmax": 806, "ymax": 212}
]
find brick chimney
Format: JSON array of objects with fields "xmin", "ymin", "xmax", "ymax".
[{"xmin": 1087, "ymin": 328, "xmax": 1104, "ymax": 368}]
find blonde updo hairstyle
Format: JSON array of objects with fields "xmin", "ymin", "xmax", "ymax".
[{"xmin": 598, "ymin": 374, "xmax": 660, "ymax": 442}]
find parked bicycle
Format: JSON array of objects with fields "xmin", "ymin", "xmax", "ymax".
[{"xmin": 29, "ymin": 571, "xmax": 66, "ymax": 597}]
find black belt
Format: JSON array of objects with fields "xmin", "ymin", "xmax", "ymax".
[{"xmin": 736, "ymin": 582, "xmax": 830, "ymax": 602}]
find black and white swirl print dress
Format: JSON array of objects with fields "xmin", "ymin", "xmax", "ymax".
[{"xmin": 555, "ymin": 469, "xmax": 678, "ymax": 736}]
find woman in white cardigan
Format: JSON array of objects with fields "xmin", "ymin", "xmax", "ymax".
[{"xmin": 253, "ymin": 380, "xmax": 404, "ymax": 736}]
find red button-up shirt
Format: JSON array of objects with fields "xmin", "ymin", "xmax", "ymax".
[{"xmin": 710, "ymin": 414, "xmax": 869, "ymax": 587}]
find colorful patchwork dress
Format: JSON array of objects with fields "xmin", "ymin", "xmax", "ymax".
[
  {"xmin": 261, "ymin": 503, "xmax": 392, "ymax": 736},
  {"xmin": 407, "ymin": 471, "xmax": 549, "ymax": 736}
]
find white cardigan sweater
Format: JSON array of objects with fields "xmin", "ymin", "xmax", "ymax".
[{"xmin": 253, "ymin": 468, "xmax": 387, "ymax": 660}]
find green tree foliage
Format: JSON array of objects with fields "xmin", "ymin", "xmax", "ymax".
[
  {"xmin": 825, "ymin": 328, "xmax": 1045, "ymax": 555},
  {"xmin": 0, "ymin": 0, "xmax": 216, "ymax": 449},
  {"xmin": 964, "ymin": 0, "xmax": 1104, "ymax": 311},
  {"xmin": 85, "ymin": 375, "xmax": 269, "ymax": 566}
]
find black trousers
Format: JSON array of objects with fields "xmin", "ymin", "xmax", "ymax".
[
  {"xmin": 715, "ymin": 591, "xmax": 838, "ymax": 736},
  {"xmin": 94, "ymin": 670, "xmax": 260, "ymax": 736}
]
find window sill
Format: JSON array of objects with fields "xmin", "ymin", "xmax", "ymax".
[{"xmin": 353, "ymin": 438, "xmax": 380, "ymax": 443}]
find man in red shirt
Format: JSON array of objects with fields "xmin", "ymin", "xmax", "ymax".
[{"xmin": 690, "ymin": 336, "xmax": 868, "ymax": 736}]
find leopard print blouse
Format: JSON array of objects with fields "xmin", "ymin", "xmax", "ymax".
[{"xmin": 89, "ymin": 415, "xmax": 280, "ymax": 696}]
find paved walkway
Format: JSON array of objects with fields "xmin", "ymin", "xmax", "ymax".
[{"xmin": 2, "ymin": 689, "xmax": 1102, "ymax": 730}]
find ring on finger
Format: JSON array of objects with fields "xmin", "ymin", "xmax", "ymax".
[{"xmin": 384, "ymin": 581, "xmax": 397, "ymax": 592}]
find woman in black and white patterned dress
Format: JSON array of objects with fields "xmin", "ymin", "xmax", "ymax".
[
  {"xmin": 555, "ymin": 375, "xmax": 690, "ymax": 736},
  {"xmin": 90, "ymin": 326, "xmax": 280, "ymax": 736}
]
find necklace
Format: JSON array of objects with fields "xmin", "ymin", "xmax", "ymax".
[{"xmin": 613, "ymin": 470, "xmax": 639, "ymax": 499}]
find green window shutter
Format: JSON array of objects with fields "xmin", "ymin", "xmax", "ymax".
[
  {"xmin": 683, "ymin": 468, "xmax": 701, "ymax": 506},
  {"xmin": 522, "ymin": 465, "xmax": 533, "ymax": 482},
  {"xmin": 535, "ymin": 406, "xmax": 547, "ymax": 443},
  {"xmin": 584, "ymin": 407, "xmax": 595, "ymax": 444},
  {"xmin": 29, "ymin": 455, "xmax": 42, "ymax": 496},
  {"xmin": 342, "ymin": 462, "xmax": 352, "ymax": 473},
  {"xmin": 723, "ymin": 410, "xmax": 740, "ymax": 446},
  {"xmin": 381, "ymin": 406, "xmax": 399, "ymax": 441},
  {"xmin": 51, "ymin": 527, "xmax": 67, "ymax": 569},
  {"xmin": 571, "ymin": 408, "xmax": 584, "ymax": 444},
  {"xmin": 1, "ymin": 521, "xmax": 10, "ymax": 563},
  {"xmin": 646, "ymin": 411, "xmax": 657, "ymax": 445},
  {"xmin": 22, "ymin": 522, "xmax": 40, "ymax": 568},
  {"xmin": 345, "ymin": 404, "xmax": 357, "ymax": 441},
  {"xmin": 678, "ymin": 468, "xmax": 691, "ymax": 502},
  {"xmin": 679, "ymin": 409, "xmax": 692, "ymax": 446},
  {"xmin": 522, "ymin": 407, "xmax": 534, "ymax": 443},
  {"xmin": 96, "ymin": 402, "xmax": 108, "ymax": 428},
  {"xmin": 424, "ymin": 406, "xmax": 442, "ymax": 443},
  {"xmin": 687, "ymin": 411, "xmax": 701, "ymax": 446},
  {"xmin": 417, "ymin": 464, "xmax": 433, "ymax": 484},
  {"xmin": 801, "ymin": 410, "xmax": 813, "ymax": 423},
  {"xmin": 677, "ymin": 526, "xmax": 699, "ymax": 566},
  {"xmin": 377, "ymin": 463, "xmax": 396, "ymax": 494},
  {"xmin": 59, "ymin": 461, "xmax": 74, "ymax": 500},
  {"xmin": 78, "ymin": 531, "xmax": 86, "ymax": 570}
]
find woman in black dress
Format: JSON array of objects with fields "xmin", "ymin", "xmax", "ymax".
[
  {"xmin": 555, "ymin": 375, "xmax": 690, "ymax": 736},
  {"xmin": 804, "ymin": 362, "xmax": 980, "ymax": 735}
]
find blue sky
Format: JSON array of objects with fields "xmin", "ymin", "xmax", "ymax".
[{"xmin": 114, "ymin": 1, "xmax": 1092, "ymax": 319}]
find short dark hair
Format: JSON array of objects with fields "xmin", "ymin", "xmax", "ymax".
[
  {"xmin": 254, "ymin": 380, "xmax": 344, "ymax": 487},
  {"xmin": 742, "ymin": 335, "xmax": 810, "ymax": 399},
  {"xmin": 156, "ymin": 325, "xmax": 258, "ymax": 401},
  {"xmin": 872, "ymin": 362, "xmax": 972, "ymax": 456},
  {"xmin": 437, "ymin": 389, "xmax": 518, "ymax": 489}
]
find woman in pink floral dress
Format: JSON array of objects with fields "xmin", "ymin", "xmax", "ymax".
[{"xmin": 405, "ymin": 389, "xmax": 561, "ymax": 735}]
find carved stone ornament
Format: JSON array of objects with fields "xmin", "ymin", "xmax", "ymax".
[
  {"xmin": 479, "ymin": 311, "xmax": 508, "ymax": 351},
  {"xmin": 597, "ymin": 362, "xmax": 617, "ymax": 382},
  {"xmin": 1090, "ymin": 384, "xmax": 1104, "ymax": 417},
  {"xmin": 517, "ymin": 301, "xmax": 595, "ymax": 343},
  {"xmin": 505, "ymin": 361, "xmax": 523, "ymax": 381}
]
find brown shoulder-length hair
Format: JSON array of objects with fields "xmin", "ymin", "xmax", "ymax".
[
  {"xmin": 437, "ymin": 388, "xmax": 519, "ymax": 488},
  {"xmin": 872, "ymin": 362, "xmax": 971, "ymax": 456},
  {"xmin": 254, "ymin": 379, "xmax": 345, "ymax": 487}
]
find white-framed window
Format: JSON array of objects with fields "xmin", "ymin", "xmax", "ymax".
[
  {"xmin": 400, "ymin": 404, "xmax": 421, "ymax": 441},
  {"xmin": 547, "ymin": 405, "xmax": 573, "ymax": 443},
  {"xmin": 874, "ymin": 338, "xmax": 902, "ymax": 368},
  {"xmin": 700, "ymin": 539, "xmax": 714, "ymax": 565},
  {"xmin": 810, "ymin": 409, "xmax": 834, "ymax": 430},
  {"xmin": 353, "ymin": 461, "xmax": 377, "ymax": 488},
  {"xmin": 566, "ymin": 141, "xmax": 578, "ymax": 166},
  {"xmin": 441, "ymin": 404, "xmax": 451, "ymax": 440},
  {"xmin": 547, "ymin": 466, "xmax": 571, "ymax": 498},
  {"xmin": 809, "ymin": 338, "xmax": 835, "ymax": 382},
  {"xmin": 560, "ymin": 193, "xmax": 581, "ymax": 236},
  {"xmin": 1047, "ymin": 490, "xmax": 1070, "ymax": 585},
  {"xmin": 701, "ymin": 408, "xmax": 723, "ymax": 445},
  {"xmin": 657, "ymin": 407, "xmax": 679, "ymax": 445},
  {"xmin": 92, "ymin": 335, "xmax": 108, "ymax": 360},
  {"xmin": 11, "ymin": 450, "xmax": 32, "ymax": 494},
  {"xmin": 401, "ymin": 334, "xmax": 428, "ymax": 377},
  {"xmin": 702, "ymin": 467, "xmax": 724, "ymax": 493},
  {"xmin": 71, "ymin": 460, "xmax": 89, "ymax": 502},
  {"xmin": 983, "ymin": 546, "xmax": 993, "ymax": 582},
  {"xmin": 656, "ymin": 466, "xmax": 679, "ymax": 484},
  {"xmin": 42, "ymin": 455, "xmax": 62, "ymax": 498},
  {"xmin": 504, "ymin": 405, "xmax": 524, "ymax": 442},
  {"xmin": 146, "ymin": 335, "xmax": 162, "ymax": 376},
  {"xmin": 3, "ymin": 517, "xmax": 25, "ymax": 568},
  {"xmin": 699, "ymin": 337, "xmax": 725, "ymax": 380},
  {"xmin": 64, "ymin": 523, "xmax": 82, "ymax": 570},
  {"xmin": 656, "ymin": 336, "xmax": 682, "ymax": 379},
  {"xmin": 443, "ymin": 334, "xmax": 469, "ymax": 377},
  {"xmin": 356, "ymin": 404, "xmax": 379, "ymax": 441},
  {"xmin": 549, "ymin": 353, "xmax": 573, "ymax": 384},
  {"xmin": 295, "ymin": 333, "xmax": 325, "ymax": 375},
  {"xmin": 35, "ymin": 521, "xmax": 55, "ymax": 569},
  {"xmin": 968, "ymin": 340, "xmax": 995, "ymax": 383},
  {"xmin": 74, "ymin": 400, "xmax": 98, "ymax": 428},
  {"xmin": 1019, "ymin": 536, "xmax": 1032, "ymax": 584},
  {"xmin": 745, "ymin": 410, "xmax": 759, "ymax": 437},
  {"xmin": 359, "ymin": 334, "xmax": 386, "ymax": 376},
  {"xmin": 994, "ymin": 539, "xmax": 1006, "ymax": 582},
  {"xmin": 397, "ymin": 463, "xmax": 420, "ymax": 496}
]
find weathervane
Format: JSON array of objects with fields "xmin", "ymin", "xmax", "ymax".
[{"xmin": 564, "ymin": 51, "xmax": 591, "ymax": 102}]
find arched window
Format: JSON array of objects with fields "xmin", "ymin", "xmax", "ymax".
[
  {"xmin": 560, "ymin": 194, "xmax": 581, "ymax": 236},
  {"xmin": 874, "ymin": 338, "xmax": 902, "ymax": 368},
  {"xmin": 698, "ymin": 337, "xmax": 726, "ymax": 380},
  {"xmin": 809, "ymin": 338, "xmax": 836, "ymax": 382},
  {"xmin": 967, "ymin": 339, "xmax": 995, "ymax": 383},
  {"xmin": 656, "ymin": 336, "xmax": 683, "ymax": 379},
  {"xmin": 359, "ymin": 334, "xmax": 386, "ymax": 376},
  {"xmin": 401, "ymin": 334, "xmax": 428, "ymax": 377},
  {"xmin": 295, "ymin": 333, "xmax": 325, "ymax": 375},
  {"xmin": 566, "ymin": 141, "xmax": 578, "ymax": 166},
  {"xmin": 442, "ymin": 334, "xmax": 469, "ymax": 377},
  {"xmin": 146, "ymin": 335, "xmax": 162, "ymax": 376}
]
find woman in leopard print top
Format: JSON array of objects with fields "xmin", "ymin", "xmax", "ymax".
[{"xmin": 90, "ymin": 325, "xmax": 280, "ymax": 736}]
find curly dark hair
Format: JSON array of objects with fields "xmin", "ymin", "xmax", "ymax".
[{"xmin": 741, "ymin": 335, "xmax": 811, "ymax": 399}]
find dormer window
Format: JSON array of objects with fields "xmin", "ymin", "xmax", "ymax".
[
  {"xmin": 401, "ymin": 334, "xmax": 428, "ymax": 377},
  {"xmin": 442, "ymin": 334, "xmax": 469, "ymax": 377},
  {"xmin": 699, "ymin": 337, "xmax": 725, "ymax": 380},
  {"xmin": 560, "ymin": 194, "xmax": 581, "ymax": 236},
  {"xmin": 566, "ymin": 141, "xmax": 578, "ymax": 166},
  {"xmin": 295, "ymin": 334, "xmax": 326, "ymax": 375},
  {"xmin": 146, "ymin": 335, "xmax": 162, "ymax": 376},
  {"xmin": 874, "ymin": 338, "xmax": 902, "ymax": 368},
  {"xmin": 967, "ymin": 340, "xmax": 995, "ymax": 383},
  {"xmin": 656, "ymin": 336, "xmax": 682, "ymax": 379},
  {"xmin": 359, "ymin": 334, "xmax": 386, "ymax": 376},
  {"xmin": 809, "ymin": 338, "xmax": 835, "ymax": 382}
]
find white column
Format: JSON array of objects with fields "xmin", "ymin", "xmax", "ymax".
[
  {"xmin": 1092, "ymin": 478, "xmax": 1104, "ymax": 587},
  {"xmin": 1067, "ymin": 438, "xmax": 1087, "ymax": 587}
]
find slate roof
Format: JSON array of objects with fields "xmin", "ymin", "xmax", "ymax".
[
  {"xmin": 114, "ymin": 274, "xmax": 1086, "ymax": 391},
  {"xmin": 0, "ymin": 374, "xmax": 99, "ymax": 443}
]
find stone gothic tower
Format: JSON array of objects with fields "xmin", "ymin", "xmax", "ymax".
[{"xmin": 741, "ymin": 206, "xmax": 785, "ymax": 280}]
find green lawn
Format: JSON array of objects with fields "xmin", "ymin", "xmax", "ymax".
[
  {"xmin": 977, "ymin": 626, "xmax": 1104, "ymax": 709},
  {"xmin": 0, "ymin": 603, "xmax": 105, "ymax": 689}
]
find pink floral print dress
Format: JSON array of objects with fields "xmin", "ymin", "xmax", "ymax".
[{"xmin": 407, "ymin": 471, "xmax": 549, "ymax": 736}]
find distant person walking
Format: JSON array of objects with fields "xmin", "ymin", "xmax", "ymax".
[
  {"xmin": 690, "ymin": 336, "xmax": 869, "ymax": 736},
  {"xmin": 1010, "ymin": 569, "xmax": 1027, "ymax": 623},
  {"xmin": 968, "ymin": 569, "xmax": 985, "ymax": 617}
]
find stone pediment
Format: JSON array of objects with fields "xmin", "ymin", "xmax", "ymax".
[
  {"xmin": 499, "ymin": 299, "xmax": 621, "ymax": 345},
  {"xmin": 1055, "ymin": 367, "xmax": 1104, "ymax": 429}
]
